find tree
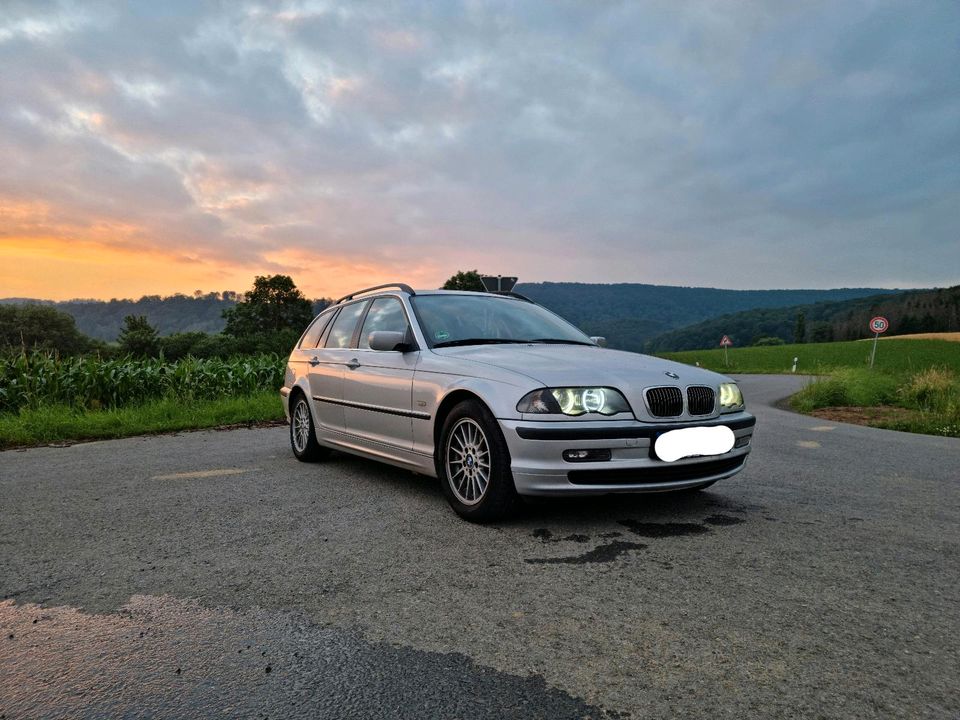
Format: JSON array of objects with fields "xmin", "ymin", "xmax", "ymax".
[
  {"xmin": 118, "ymin": 315, "xmax": 160, "ymax": 357},
  {"xmin": 793, "ymin": 312, "xmax": 806, "ymax": 344},
  {"xmin": 809, "ymin": 321, "xmax": 834, "ymax": 343},
  {"xmin": 442, "ymin": 270, "xmax": 485, "ymax": 292},
  {"xmin": 222, "ymin": 275, "xmax": 314, "ymax": 337},
  {"xmin": 0, "ymin": 304, "xmax": 93, "ymax": 355}
]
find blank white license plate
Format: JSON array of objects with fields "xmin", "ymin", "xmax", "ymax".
[{"xmin": 653, "ymin": 426, "xmax": 735, "ymax": 463}]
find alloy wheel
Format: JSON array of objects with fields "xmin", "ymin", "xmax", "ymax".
[
  {"xmin": 292, "ymin": 399, "xmax": 311, "ymax": 453},
  {"xmin": 446, "ymin": 418, "xmax": 491, "ymax": 505}
]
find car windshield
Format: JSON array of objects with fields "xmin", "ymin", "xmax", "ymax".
[{"xmin": 411, "ymin": 294, "xmax": 594, "ymax": 348}]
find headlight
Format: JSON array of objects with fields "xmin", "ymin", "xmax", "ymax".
[
  {"xmin": 719, "ymin": 383, "xmax": 744, "ymax": 412},
  {"xmin": 517, "ymin": 387, "xmax": 631, "ymax": 416}
]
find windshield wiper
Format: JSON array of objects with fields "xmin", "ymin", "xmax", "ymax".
[
  {"xmin": 433, "ymin": 338, "xmax": 532, "ymax": 348},
  {"xmin": 528, "ymin": 338, "xmax": 597, "ymax": 346}
]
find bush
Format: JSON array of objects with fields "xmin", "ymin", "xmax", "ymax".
[
  {"xmin": 899, "ymin": 367, "xmax": 957, "ymax": 412},
  {"xmin": 792, "ymin": 369, "xmax": 899, "ymax": 410},
  {"xmin": 794, "ymin": 376, "xmax": 851, "ymax": 410}
]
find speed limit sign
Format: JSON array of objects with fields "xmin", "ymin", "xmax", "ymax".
[
  {"xmin": 870, "ymin": 316, "xmax": 889, "ymax": 334},
  {"xmin": 869, "ymin": 316, "xmax": 889, "ymax": 369}
]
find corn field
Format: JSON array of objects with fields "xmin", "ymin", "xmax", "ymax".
[{"xmin": 0, "ymin": 352, "xmax": 285, "ymax": 413}]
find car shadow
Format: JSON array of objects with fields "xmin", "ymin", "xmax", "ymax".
[{"xmin": 324, "ymin": 451, "xmax": 756, "ymax": 531}]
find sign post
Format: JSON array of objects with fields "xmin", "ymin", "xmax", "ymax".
[
  {"xmin": 480, "ymin": 275, "xmax": 518, "ymax": 293},
  {"xmin": 720, "ymin": 335, "xmax": 733, "ymax": 367},
  {"xmin": 868, "ymin": 316, "xmax": 889, "ymax": 368}
]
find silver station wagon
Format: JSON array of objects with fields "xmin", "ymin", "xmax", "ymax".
[{"xmin": 281, "ymin": 284, "xmax": 756, "ymax": 521}]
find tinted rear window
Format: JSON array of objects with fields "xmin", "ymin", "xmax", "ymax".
[
  {"xmin": 299, "ymin": 310, "xmax": 334, "ymax": 349},
  {"xmin": 325, "ymin": 301, "xmax": 368, "ymax": 348}
]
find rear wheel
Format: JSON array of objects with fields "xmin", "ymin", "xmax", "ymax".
[
  {"xmin": 289, "ymin": 393, "xmax": 329, "ymax": 462},
  {"xmin": 439, "ymin": 400, "xmax": 519, "ymax": 522}
]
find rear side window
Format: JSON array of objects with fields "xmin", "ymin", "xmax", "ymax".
[
  {"xmin": 298, "ymin": 310, "xmax": 334, "ymax": 349},
  {"xmin": 358, "ymin": 298, "xmax": 408, "ymax": 349},
  {"xmin": 325, "ymin": 301, "xmax": 368, "ymax": 348}
]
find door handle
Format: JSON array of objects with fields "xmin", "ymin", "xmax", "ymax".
[
  {"xmin": 309, "ymin": 357, "xmax": 320, "ymax": 367},
  {"xmin": 346, "ymin": 358, "xmax": 361, "ymax": 370}
]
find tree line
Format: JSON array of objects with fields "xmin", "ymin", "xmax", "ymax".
[
  {"xmin": 0, "ymin": 275, "xmax": 329, "ymax": 360},
  {"xmin": 644, "ymin": 286, "xmax": 960, "ymax": 352}
]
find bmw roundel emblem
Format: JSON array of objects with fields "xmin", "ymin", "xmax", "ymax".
[{"xmin": 664, "ymin": 371, "xmax": 680, "ymax": 380}]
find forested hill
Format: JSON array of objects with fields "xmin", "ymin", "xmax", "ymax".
[
  {"xmin": 516, "ymin": 282, "xmax": 897, "ymax": 350},
  {"xmin": 3, "ymin": 282, "xmax": 898, "ymax": 344},
  {"xmin": 645, "ymin": 286, "xmax": 960, "ymax": 352},
  {"xmin": 5, "ymin": 294, "xmax": 238, "ymax": 340}
]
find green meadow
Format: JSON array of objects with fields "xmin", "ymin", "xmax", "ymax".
[
  {"xmin": 659, "ymin": 339, "xmax": 960, "ymax": 438},
  {"xmin": 658, "ymin": 338, "xmax": 960, "ymax": 375},
  {"xmin": 0, "ymin": 391, "xmax": 284, "ymax": 449}
]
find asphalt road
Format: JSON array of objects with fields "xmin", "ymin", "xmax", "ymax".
[{"xmin": 1, "ymin": 375, "xmax": 958, "ymax": 719}]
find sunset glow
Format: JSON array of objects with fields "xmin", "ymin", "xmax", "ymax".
[{"xmin": 1, "ymin": 3, "xmax": 958, "ymax": 300}]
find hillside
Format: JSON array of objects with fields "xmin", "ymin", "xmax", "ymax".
[
  {"xmin": 646, "ymin": 286, "xmax": 960, "ymax": 352},
  {"xmin": 0, "ymin": 294, "xmax": 331, "ymax": 341},
  {"xmin": 516, "ymin": 282, "xmax": 898, "ymax": 350},
  {"xmin": 2, "ymin": 282, "xmax": 901, "ymax": 345}
]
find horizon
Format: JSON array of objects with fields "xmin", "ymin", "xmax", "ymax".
[
  {"xmin": 2, "ymin": 3, "xmax": 958, "ymax": 300},
  {"xmin": 0, "ymin": 278, "xmax": 935, "ymax": 305}
]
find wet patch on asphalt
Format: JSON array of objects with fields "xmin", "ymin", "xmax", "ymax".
[
  {"xmin": 532, "ymin": 529, "xmax": 591, "ymax": 544},
  {"xmin": 0, "ymin": 596, "xmax": 619, "ymax": 720},
  {"xmin": 525, "ymin": 510, "xmax": 749, "ymax": 566}
]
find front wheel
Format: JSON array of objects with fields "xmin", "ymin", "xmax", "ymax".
[
  {"xmin": 289, "ymin": 393, "xmax": 329, "ymax": 462},
  {"xmin": 439, "ymin": 400, "xmax": 519, "ymax": 522}
]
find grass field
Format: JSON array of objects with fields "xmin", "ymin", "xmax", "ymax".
[
  {"xmin": 659, "ymin": 339, "xmax": 960, "ymax": 438},
  {"xmin": 789, "ymin": 367, "xmax": 959, "ymax": 438},
  {"xmin": 0, "ymin": 391, "xmax": 284, "ymax": 449},
  {"xmin": 658, "ymin": 338, "xmax": 960, "ymax": 375}
]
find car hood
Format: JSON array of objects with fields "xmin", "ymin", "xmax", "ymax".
[{"xmin": 432, "ymin": 344, "xmax": 730, "ymax": 388}]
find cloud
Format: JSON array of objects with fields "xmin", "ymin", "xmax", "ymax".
[{"xmin": 0, "ymin": 0, "xmax": 958, "ymax": 300}]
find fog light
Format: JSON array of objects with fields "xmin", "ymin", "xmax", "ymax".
[
  {"xmin": 562, "ymin": 449, "xmax": 612, "ymax": 463},
  {"xmin": 734, "ymin": 436, "xmax": 750, "ymax": 448}
]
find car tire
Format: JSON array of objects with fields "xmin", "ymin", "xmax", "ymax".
[
  {"xmin": 289, "ymin": 392, "xmax": 329, "ymax": 462},
  {"xmin": 438, "ymin": 399, "xmax": 519, "ymax": 522}
]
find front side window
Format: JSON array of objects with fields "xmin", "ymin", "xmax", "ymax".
[
  {"xmin": 358, "ymin": 297, "xmax": 408, "ymax": 349},
  {"xmin": 325, "ymin": 301, "xmax": 368, "ymax": 348},
  {"xmin": 411, "ymin": 294, "xmax": 593, "ymax": 348}
]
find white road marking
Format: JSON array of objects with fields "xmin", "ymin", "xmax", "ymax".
[
  {"xmin": 809, "ymin": 426, "xmax": 836, "ymax": 432},
  {"xmin": 797, "ymin": 440, "xmax": 822, "ymax": 449},
  {"xmin": 151, "ymin": 468, "xmax": 258, "ymax": 480}
]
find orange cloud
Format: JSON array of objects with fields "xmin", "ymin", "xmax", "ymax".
[{"xmin": 0, "ymin": 197, "xmax": 447, "ymax": 300}]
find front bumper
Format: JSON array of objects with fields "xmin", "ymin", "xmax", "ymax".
[{"xmin": 500, "ymin": 412, "xmax": 756, "ymax": 496}]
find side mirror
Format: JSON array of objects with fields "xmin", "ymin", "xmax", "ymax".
[
  {"xmin": 369, "ymin": 330, "xmax": 411, "ymax": 352},
  {"xmin": 590, "ymin": 336, "xmax": 607, "ymax": 347}
]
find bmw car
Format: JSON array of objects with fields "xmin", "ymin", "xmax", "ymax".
[{"xmin": 281, "ymin": 284, "xmax": 756, "ymax": 521}]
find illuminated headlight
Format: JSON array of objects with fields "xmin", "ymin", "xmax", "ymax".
[
  {"xmin": 517, "ymin": 387, "xmax": 631, "ymax": 416},
  {"xmin": 719, "ymin": 383, "xmax": 744, "ymax": 412}
]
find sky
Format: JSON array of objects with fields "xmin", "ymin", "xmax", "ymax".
[{"xmin": 0, "ymin": 1, "xmax": 958, "ymax": 301}]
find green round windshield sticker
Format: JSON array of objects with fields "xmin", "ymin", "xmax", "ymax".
[{"xmin": 435, "ymin": 330, "xmax": 450, "ymax": 341}]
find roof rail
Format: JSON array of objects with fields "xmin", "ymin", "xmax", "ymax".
[
  {"xmin": 490, "ymin": 290, "xmax": 534, "ymax": 303},
  {"xmin": 334, "ymin": 283, "xmax": 415, "ymax": 305}
]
